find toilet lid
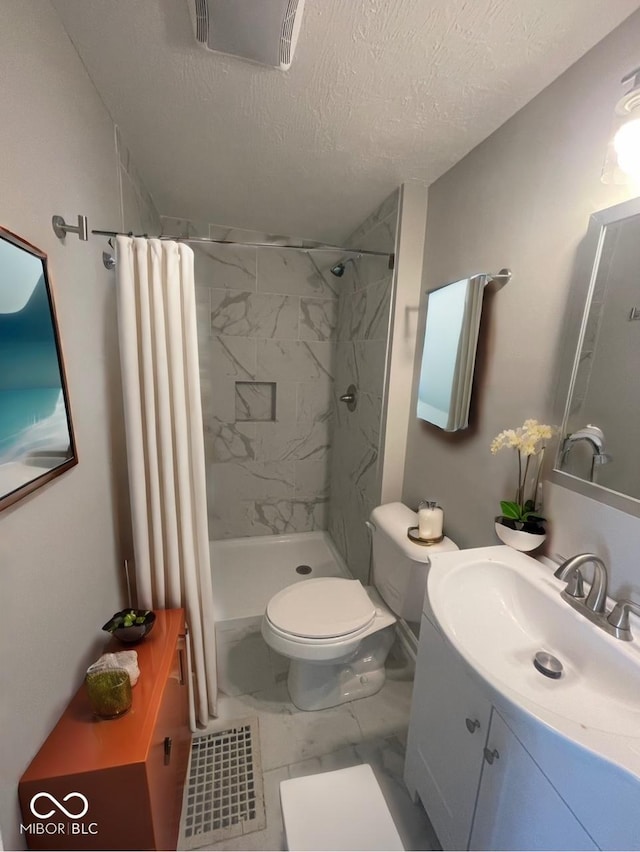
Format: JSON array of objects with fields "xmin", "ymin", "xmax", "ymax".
[{"xmin": 266, "ymin": 578, "xmax": 376, "ymax": 639}]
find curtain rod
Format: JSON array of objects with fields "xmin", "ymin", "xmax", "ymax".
[
  {"xmin": 51, "ymin": 215, "xmax": 394, "ymax": 270},
  {"xmin": 91, "ymin": 229, "xmax": 393, "ymax": 258}
]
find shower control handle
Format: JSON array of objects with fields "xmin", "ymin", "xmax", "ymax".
[
  {"xmin": 339, "ymin": 384, "xmax": 358, "ymax": 412},
  {"xmin": 484, "ymin": 747, "xmax": 500, "ymax": 765}
]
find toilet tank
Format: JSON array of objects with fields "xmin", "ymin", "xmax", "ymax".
[{"xmin": 370, "ymin": 502, "xmax": 459, "ymax": 623}]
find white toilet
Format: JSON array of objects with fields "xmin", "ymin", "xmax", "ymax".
[{"xmin": 262, "ymin": 501, "xmax": 459, "ymax": 710}]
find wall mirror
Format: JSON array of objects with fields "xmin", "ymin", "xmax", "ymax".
[
  {"xmin": 552, "ymin": 196, "xmax": 640, "ymax": 515},
  {"xmin": 417, "ymin": 274, "xmax": 488, "ymax": 431},
  {"xmin": 0, "ymin": 227, "xmax": 77, "ymax": 510}
]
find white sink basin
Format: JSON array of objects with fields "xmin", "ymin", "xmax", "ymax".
[{"xmin": 427, "ymin": 546, "xmax": 640, "ymax": 736}]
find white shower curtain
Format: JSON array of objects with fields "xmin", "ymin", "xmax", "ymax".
[{"xmin": 116, "ymin": 236, "xmax": 217, "ymax": 724}]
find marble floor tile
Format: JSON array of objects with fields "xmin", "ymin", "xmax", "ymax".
[
  {"xmin": 228, "ymin": 683, "xmax": 363, "ymax": 771},
  {"xmin": 211, "ymin": 691, "xmax": 257, "ymax": 724},
  {"xmin": 205, "ymin": 678, "xmax": 439, "ymax": 851},
  {"xmin": 348, "ymin": 678, "xmax": 414, "ymax": 741},
  {"xmin": 216, "ymin": 629, "xmax": 278, "ymax": 697},
  {"xmin": 286, "ymin": 743, "xmax": 362, "ymax": 779}
]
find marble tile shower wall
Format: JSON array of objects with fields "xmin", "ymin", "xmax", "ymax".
[
  {"xmin": 328, "ymin": 191, "xmax": 400, "ymax": 583},
  {"xmin": 194, "ymin": 242, "xmax": 343, "ymax": 539}
]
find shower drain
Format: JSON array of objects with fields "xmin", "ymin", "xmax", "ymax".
[
  {"xmin": 296, "ymin": 564, "xmax": 312, "ymax": 574},
  {"xmin": 181, "ymin": 717, "xmax": 265, "ymax": 848}
]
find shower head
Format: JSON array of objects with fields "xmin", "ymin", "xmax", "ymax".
[{"xmin": 330, "ymin": 257, "xmax": 358, "ymax": 278}]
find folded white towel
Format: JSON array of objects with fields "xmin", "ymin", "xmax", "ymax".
[{"xmin": 86, "ymin": 650, "xmax": 140, "ymax": 686}]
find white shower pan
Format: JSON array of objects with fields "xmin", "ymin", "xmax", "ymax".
[{"xmin": 210, "ymin": 531, "xmax": 350, "ymax": 696}]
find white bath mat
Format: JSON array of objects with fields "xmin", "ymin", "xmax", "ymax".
[{"xmin": 180, "ymin": 716, "xmax": 266, "ymax": 849}]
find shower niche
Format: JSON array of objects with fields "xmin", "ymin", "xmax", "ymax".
[{"xmin": 235, "ymin": 381, "xmax": 277, "ymax": 422}]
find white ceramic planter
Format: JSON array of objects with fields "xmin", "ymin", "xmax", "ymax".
[{"xmin": 494, "ymin": 520, "xmax": 546, "ymax": 552}]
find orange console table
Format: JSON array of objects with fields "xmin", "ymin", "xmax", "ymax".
[{"xmin": 19, "ymin": 609, "xmax": 191, "ymax": 851}]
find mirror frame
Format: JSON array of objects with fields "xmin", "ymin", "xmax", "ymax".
[
  {"xmin": 550, "ymin": 196, "xmax": 640, "ymax": 518},
  {"xmin": 0, "ymin": 227, "xmax": 77, "ymax": 511}
]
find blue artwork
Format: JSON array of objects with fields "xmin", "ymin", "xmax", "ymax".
[{"xmin": 0, "ymin": 231, "xmax": 75, "ymax": 507}]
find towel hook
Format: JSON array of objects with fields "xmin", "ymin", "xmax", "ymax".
[{"xmin": 52, "ymin": 214, "xmax": 88, "ymax": 241}]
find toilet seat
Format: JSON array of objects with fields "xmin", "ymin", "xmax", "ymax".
[
  {"xmin": 266, "ymin": 577, "xmax": 376, "ymax": 639},
  {"xmin": 265, "ymin": 614, "xmax": 377, "ymax": 646},
  {"xmin": 262, "ymin": 582, "xmax": 395, "ymax": 664}
]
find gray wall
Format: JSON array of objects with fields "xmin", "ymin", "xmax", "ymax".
[
  {"xmin": 192, "ymin": 240, "xmax": 340, "ymax": 538},
  {"xmin": 402, "ymin": 10, "xmax": 640, "ymax": 551},
  {"xmin": 0, "ymin": 1, "xmax": 158, "ymax": 846},
  {"xmin": 329, "ymin": 191, "xmax": 399, "ymax": 582}
]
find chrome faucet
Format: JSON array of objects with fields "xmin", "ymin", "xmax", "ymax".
[
  {"xmin": 560, "ymin": 425, "xmax": 606, "ymax": 458},
  {"xmin": 554, "ymin": 553, "xmax": 608, "ymax": 613},
  {"xmin": 559, "ymin": 425, "xmax": 612, "ymax": 483},
  {"xmin": 554, "ymin": 553, "xmax": 640, "ymax": 641},
  {"xmin": 606, "ymin": 600, "xmax": 640, "ymax": 641}
]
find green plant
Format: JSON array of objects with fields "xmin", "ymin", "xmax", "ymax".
[
  {"xmin": 491, "ymin": 419, "xmax": 558, "ymax": 524},
  {"xmin": 103, "ymin": 609, "xmax": 151, "ymax": 632}
]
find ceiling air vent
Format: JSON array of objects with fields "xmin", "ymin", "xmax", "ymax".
[{"xmin": 187, "ymin": 0, "xmax": 306, "ymax": 71}]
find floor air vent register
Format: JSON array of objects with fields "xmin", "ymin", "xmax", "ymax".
[{"xmin": 181, "ymin": 716, "xmax": 266, "ymax": 848}]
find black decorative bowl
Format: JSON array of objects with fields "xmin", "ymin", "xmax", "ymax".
[{"xmin": 102, "ymin": 609, "xmax": 156, "ymax": 644}]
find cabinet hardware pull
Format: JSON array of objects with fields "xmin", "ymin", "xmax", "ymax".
[
  {"xmin": 484, "ymin": 747, "xmax": 500, "ymax": 765},
  {"xmin": 465, "ymin": 718, "xmax": 480, "ymax": 733},
  {"xmin": 164, "ymin": 737, "xmax": 173, "ymax": 765},
  {"xmin": 178, "ymin": 647, "xmax": 185, "ymax": 686}
]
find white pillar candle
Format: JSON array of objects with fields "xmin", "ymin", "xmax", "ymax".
[{"xmin": 418, "ymin": 501, "xmax": 444, "ymax": 539}]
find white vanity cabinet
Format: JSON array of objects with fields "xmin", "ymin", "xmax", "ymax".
[
  {"xmin": 404, "ymin": 614, "xmax": 492, "ymax": 850},
  {"xmin": 405, "ymin": 614, "xmax": 599, "ymax": 851},
  {"xmin": 469, "ymin": 709, "xmax": 597, "ymax": 851}
]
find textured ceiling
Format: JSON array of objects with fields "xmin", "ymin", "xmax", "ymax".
[{"xmin": 52, "ymin": 0, "xmax": 640, "ymax": 243}]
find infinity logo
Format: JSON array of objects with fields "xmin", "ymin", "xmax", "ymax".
[{"xmin": 30, "ymin": 792, "xmax": 89, "ymax": 820}]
